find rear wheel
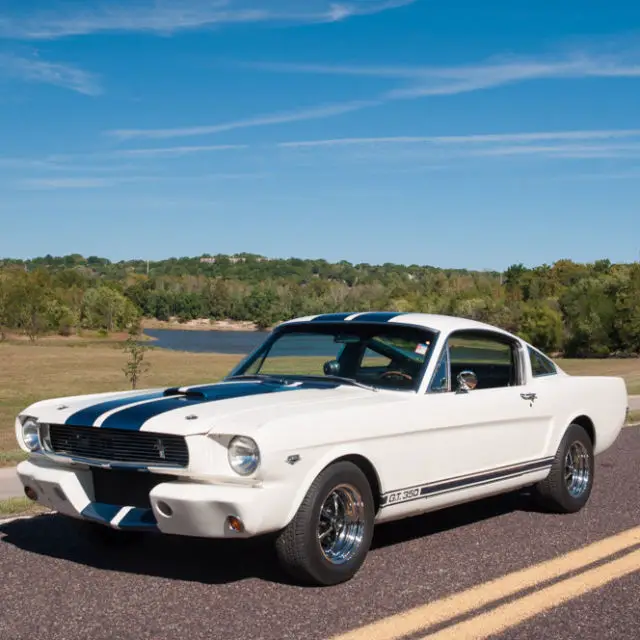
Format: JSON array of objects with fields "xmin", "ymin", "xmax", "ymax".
[
  {"xmin": 533, "ymin": 423, "xmax": 594, "ymax": 513},
  {"xmin": 275, "ymin": 461, "xmax": 375, "ymax": 586}
]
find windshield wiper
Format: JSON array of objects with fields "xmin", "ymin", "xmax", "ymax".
[
  {"xmin": 300, "ymin": 375, "xmax": 379, "ymax": 392},
  {"xmin": 226, "ymin": 374, "xmax": 296, "ymax": 385},
  {"xmin": 228, "ymin": 373, "xmax": 378, "ymax": 392}
]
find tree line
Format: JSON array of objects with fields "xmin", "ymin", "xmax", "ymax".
[{"xmin": 1, "ymin": 253, "xmax": 639, "ymax": 358}]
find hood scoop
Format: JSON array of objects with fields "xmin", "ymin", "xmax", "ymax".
[
  {"xmin": 160, "ymin": 380, "xmax": 297, "ymax": 404},
  {"xmin": 163, "ymin": 387, "xmax": 208, "ymax": 400}
]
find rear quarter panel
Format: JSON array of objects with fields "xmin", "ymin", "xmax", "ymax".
[{"xmin": 538, "ymin": 374, "xmax": 628, "ymax": 456}]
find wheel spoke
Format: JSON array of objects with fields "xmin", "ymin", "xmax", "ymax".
[
  {"xmin": 317, "ymin": 483, "xmax": 366, "ymax": 566},
  {"xmin": 564, "ymin": 441, "xmax": 590, "ymax": 498}
]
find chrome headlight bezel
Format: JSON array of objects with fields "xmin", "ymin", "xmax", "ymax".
[
  {"xmin": 227, "ymin": 436, "xmax": 260, "ymax": 476},
  {"xmin": 19, "ymin": 416, "xmax": 41, "ymax": 452}
]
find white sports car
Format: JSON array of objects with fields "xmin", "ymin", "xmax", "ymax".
[{"xmin": 15, "ymin": 312, "xmax": 628, "ymax": 585}]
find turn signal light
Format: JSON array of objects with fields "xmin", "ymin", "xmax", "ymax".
[{"xmin": 227, "ymin": 516, "xmax": 244, "ymax": 533}]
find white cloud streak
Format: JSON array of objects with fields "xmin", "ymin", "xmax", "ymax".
[
  {"xmin": 276, "ymin": 129, "xmax": 640, "ymax": 162},
  {"xmin": 277, "ymin": 129, "xmax": 640, "ymax": 148},
  {"xmin": 105, "ymin": 51, "xmax": 640, "ymax": 140},
  {"xmin": 243, "ymin": 52, "xmax": 640, "ymax": 98},
  {"xmin": 0, "ymin": 1, "xmax": 417, "ymax": 39},
  {"xmin": 108, "ymin": 99, "xmax": 379, "ymax": 139},
  {"xmin": 16, "ymin": 171, "xmax": 266, "ymax": 190},
  {"xmin": 0, "ymin": 53, "xmax": 101, "ymax": 95},
  {"xmin": 17, "ymin": 178, "xmax": 124, "ymax": 190}
]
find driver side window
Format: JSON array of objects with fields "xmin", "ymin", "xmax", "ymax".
[{"xmin": 428, "ymin": 331, "xmax": 518, "ymax": 392}]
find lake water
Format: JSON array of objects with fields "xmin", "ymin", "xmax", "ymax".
[{"xmin": 143, "ymin": 329, "xmax": 269, "ymax": 354}]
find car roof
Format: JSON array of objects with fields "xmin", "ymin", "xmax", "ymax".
[{"xmin": 279, "ymin": 311, "xmax": 517, "ymax": 338}]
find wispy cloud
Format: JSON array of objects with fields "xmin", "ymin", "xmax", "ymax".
[
  {"xmin": 0, "ymin": 1, "xmax": 417, "ymax": 39},
  {"xmin": 0, "ymin": 52, "xmax": 101, "ymax": 95},
  {"xmin": 106, "ymin": 143, "xmax": 248, "ymax": 157},
  {"xmin": 0, "ymin": 144, "xmax": 248, "ymax": 174},
  {"xmin": 276, "ymin": 129, "xmax": 640, "ymax": 162},
  {"xmin": 278, "ymin": 129, "xmax": 640, "ymax": 148},
  {"xmin": 108, "ymin": 99, "xmax": 378, "ymax": 140},
  {"xmin": 15, "ymin": 171, "xmax": 267, "ymax": 190},
  {"xmin": 17, "ymin": 178, "xmax": 123, "ymax": 190},
  {"xmin": 106, "ymin": 50, "xmax": 640, "ymax": 140},
  {"xmin": 243, "ymin": 51, "xmax": 640, "ymax": 99}
]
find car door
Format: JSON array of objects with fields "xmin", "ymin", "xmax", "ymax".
[{"xmin": 417, "ymin": 329, "xmax": 553, "ymax": 489}]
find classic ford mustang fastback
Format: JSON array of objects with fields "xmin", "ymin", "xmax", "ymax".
[{"xmin": 15, "ymin": 311, "xmax": 628, "ymax": 585}]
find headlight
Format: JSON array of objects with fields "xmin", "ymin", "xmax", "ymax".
[
  {"xmin": 228, "ymin": 436, "xmax": 260, "ymax": 476},
  {"xmin": 21, "ymin": 417, "xmax": 41, "ymax": 451}
]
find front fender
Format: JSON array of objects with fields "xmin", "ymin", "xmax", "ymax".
[{"xmin": 279, "ymin": 445, "xmax": 383, "ymax": 528}]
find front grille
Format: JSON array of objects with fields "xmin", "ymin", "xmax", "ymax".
[
  {"xmin": 47, "ymin": 424, "xmax": 189, "ymax": 468},
  {"xmin": 92, "ymin": 468, "xmax": 174, "ymax": 509}
]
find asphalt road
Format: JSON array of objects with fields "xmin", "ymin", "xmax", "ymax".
[{"xmin": 1, "ymin": 427, "xmax": 639, "ymax": 640}]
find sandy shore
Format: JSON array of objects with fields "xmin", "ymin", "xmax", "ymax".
[{"xmin": 141, "ymin": 317, "xmax": 261, "ymax": 332}]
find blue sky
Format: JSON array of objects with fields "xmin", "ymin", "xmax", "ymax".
[{"xmin": 1, "ymin": 0, "xmax": 640, "ymax": 270}]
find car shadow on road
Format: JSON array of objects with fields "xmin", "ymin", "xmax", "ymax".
[
  {"xmin": 371, "ymin": 489, "xmax": 540, "ymax": 551},
  {"xmin": 0, "ymin": 490, "xmax": 540, "ymax": 586}
]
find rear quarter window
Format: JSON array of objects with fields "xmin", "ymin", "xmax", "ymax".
[{"xmin": 528, "ymin": 347, "xmax": 557, "ymax": 377}]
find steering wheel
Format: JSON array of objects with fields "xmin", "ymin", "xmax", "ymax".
[{"xmin": 380, "ymin": 370, "xmax": 413, "ymax": 381}]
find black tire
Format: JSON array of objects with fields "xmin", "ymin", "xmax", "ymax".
[
  {"xmin": 275, "ymin": 461, "xmax": 375, "ymax": 586},
  {"xmin": 533, "ymin": 423, "xmax": 594, "ymax": 513}
]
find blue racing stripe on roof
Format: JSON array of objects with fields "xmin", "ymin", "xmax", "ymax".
[
  {"xmin": 347, "ymin": 312, "xmax": 408, "ymax": 322},
  {"xmin": 65, "ymin": 391, "xmax": 167, "ymax": 427},
  {"xmin": 309, "ymin": 312, "xmax": 356, "ymax": 322}
]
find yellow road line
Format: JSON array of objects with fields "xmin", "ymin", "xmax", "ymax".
[
  {"xmin": 420, "ymin": 547, "xmax": 640, "ymax": 639},
  {"xmin": 330, "ymin": 525, "xmax": 640, "ymax": 640}
]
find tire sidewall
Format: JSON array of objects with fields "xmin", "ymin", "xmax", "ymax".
[
  {"xmin": 553, "ymin": 423, "xmax": 595, "ymax": 511},
  {"xmin": 298, "ymin": 462, "xmax": 375, "ymax": 585}
]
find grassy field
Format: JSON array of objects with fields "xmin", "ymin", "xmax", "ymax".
[
  {"xmin": 0, "ymin": 340, "xmax": 241, "ymax": 464},
  {"xmin": 1, "ymin": 338, "xmax": 639, "ymax": 465}
]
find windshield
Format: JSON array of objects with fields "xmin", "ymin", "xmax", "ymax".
[{"xmin": 229, "ymin": 322, "xmax": 438, "ymax": 392}]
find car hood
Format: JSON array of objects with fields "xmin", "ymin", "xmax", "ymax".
[{"xmin": 23, "ymin": 378, "xmax": 408, "ymax": 437}]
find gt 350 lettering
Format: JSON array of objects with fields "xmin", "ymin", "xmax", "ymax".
[{"xmin": 387, "ymin": 487, "xmax": 421, "ymax": 503}]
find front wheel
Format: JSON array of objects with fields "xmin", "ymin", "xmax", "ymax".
[
  {"xmin": 533, "ymin": 423, "xmax": 594, "ymax": 513},
  {"xmin": 275, "ymin": 461, "xmax": 375, "ymax": 586}
]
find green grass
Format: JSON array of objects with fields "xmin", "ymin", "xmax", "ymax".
[
  {"xmin": 1, "ymin": 337, "xmax": 639, "ymax": 465},
  {"xmin": 627, "ymin": 410, "xmax": 640, "ymax": 425},
  {"xmin": 0, "ymin": 496, "xmax": 50, "ymax": 518},
  {"xmin": 0, "ymin": 340, "xmax": 243, "ymax": 464}
]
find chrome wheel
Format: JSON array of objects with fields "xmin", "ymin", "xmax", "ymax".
[
  {"xmin": 564, "ymin": 441, "xmax": 590, "ymax": 497},
  {"xmin": 317, "ymin": 483, "xmax": 366, "ymax": 565}
]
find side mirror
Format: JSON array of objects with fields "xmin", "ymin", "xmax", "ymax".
[
  {"xmin": 323, "ymin": 360, "xmax": 341, "ymax": 376},
  {"xmin": 456, "ymin": 370, "xmax": 477, "ymax": 393}
]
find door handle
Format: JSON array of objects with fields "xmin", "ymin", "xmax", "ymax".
[{"xmin": 520, "ymin": 392, "xmax": 537, "ymax": 403}]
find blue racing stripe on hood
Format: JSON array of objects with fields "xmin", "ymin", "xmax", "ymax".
[
  {"xmin": 98, "ymin": 380, "xmax": 340, "ymax": 431},
  {"xmin": 65, "ymin": 391, "xmax": 167, "ymax": 427}
]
